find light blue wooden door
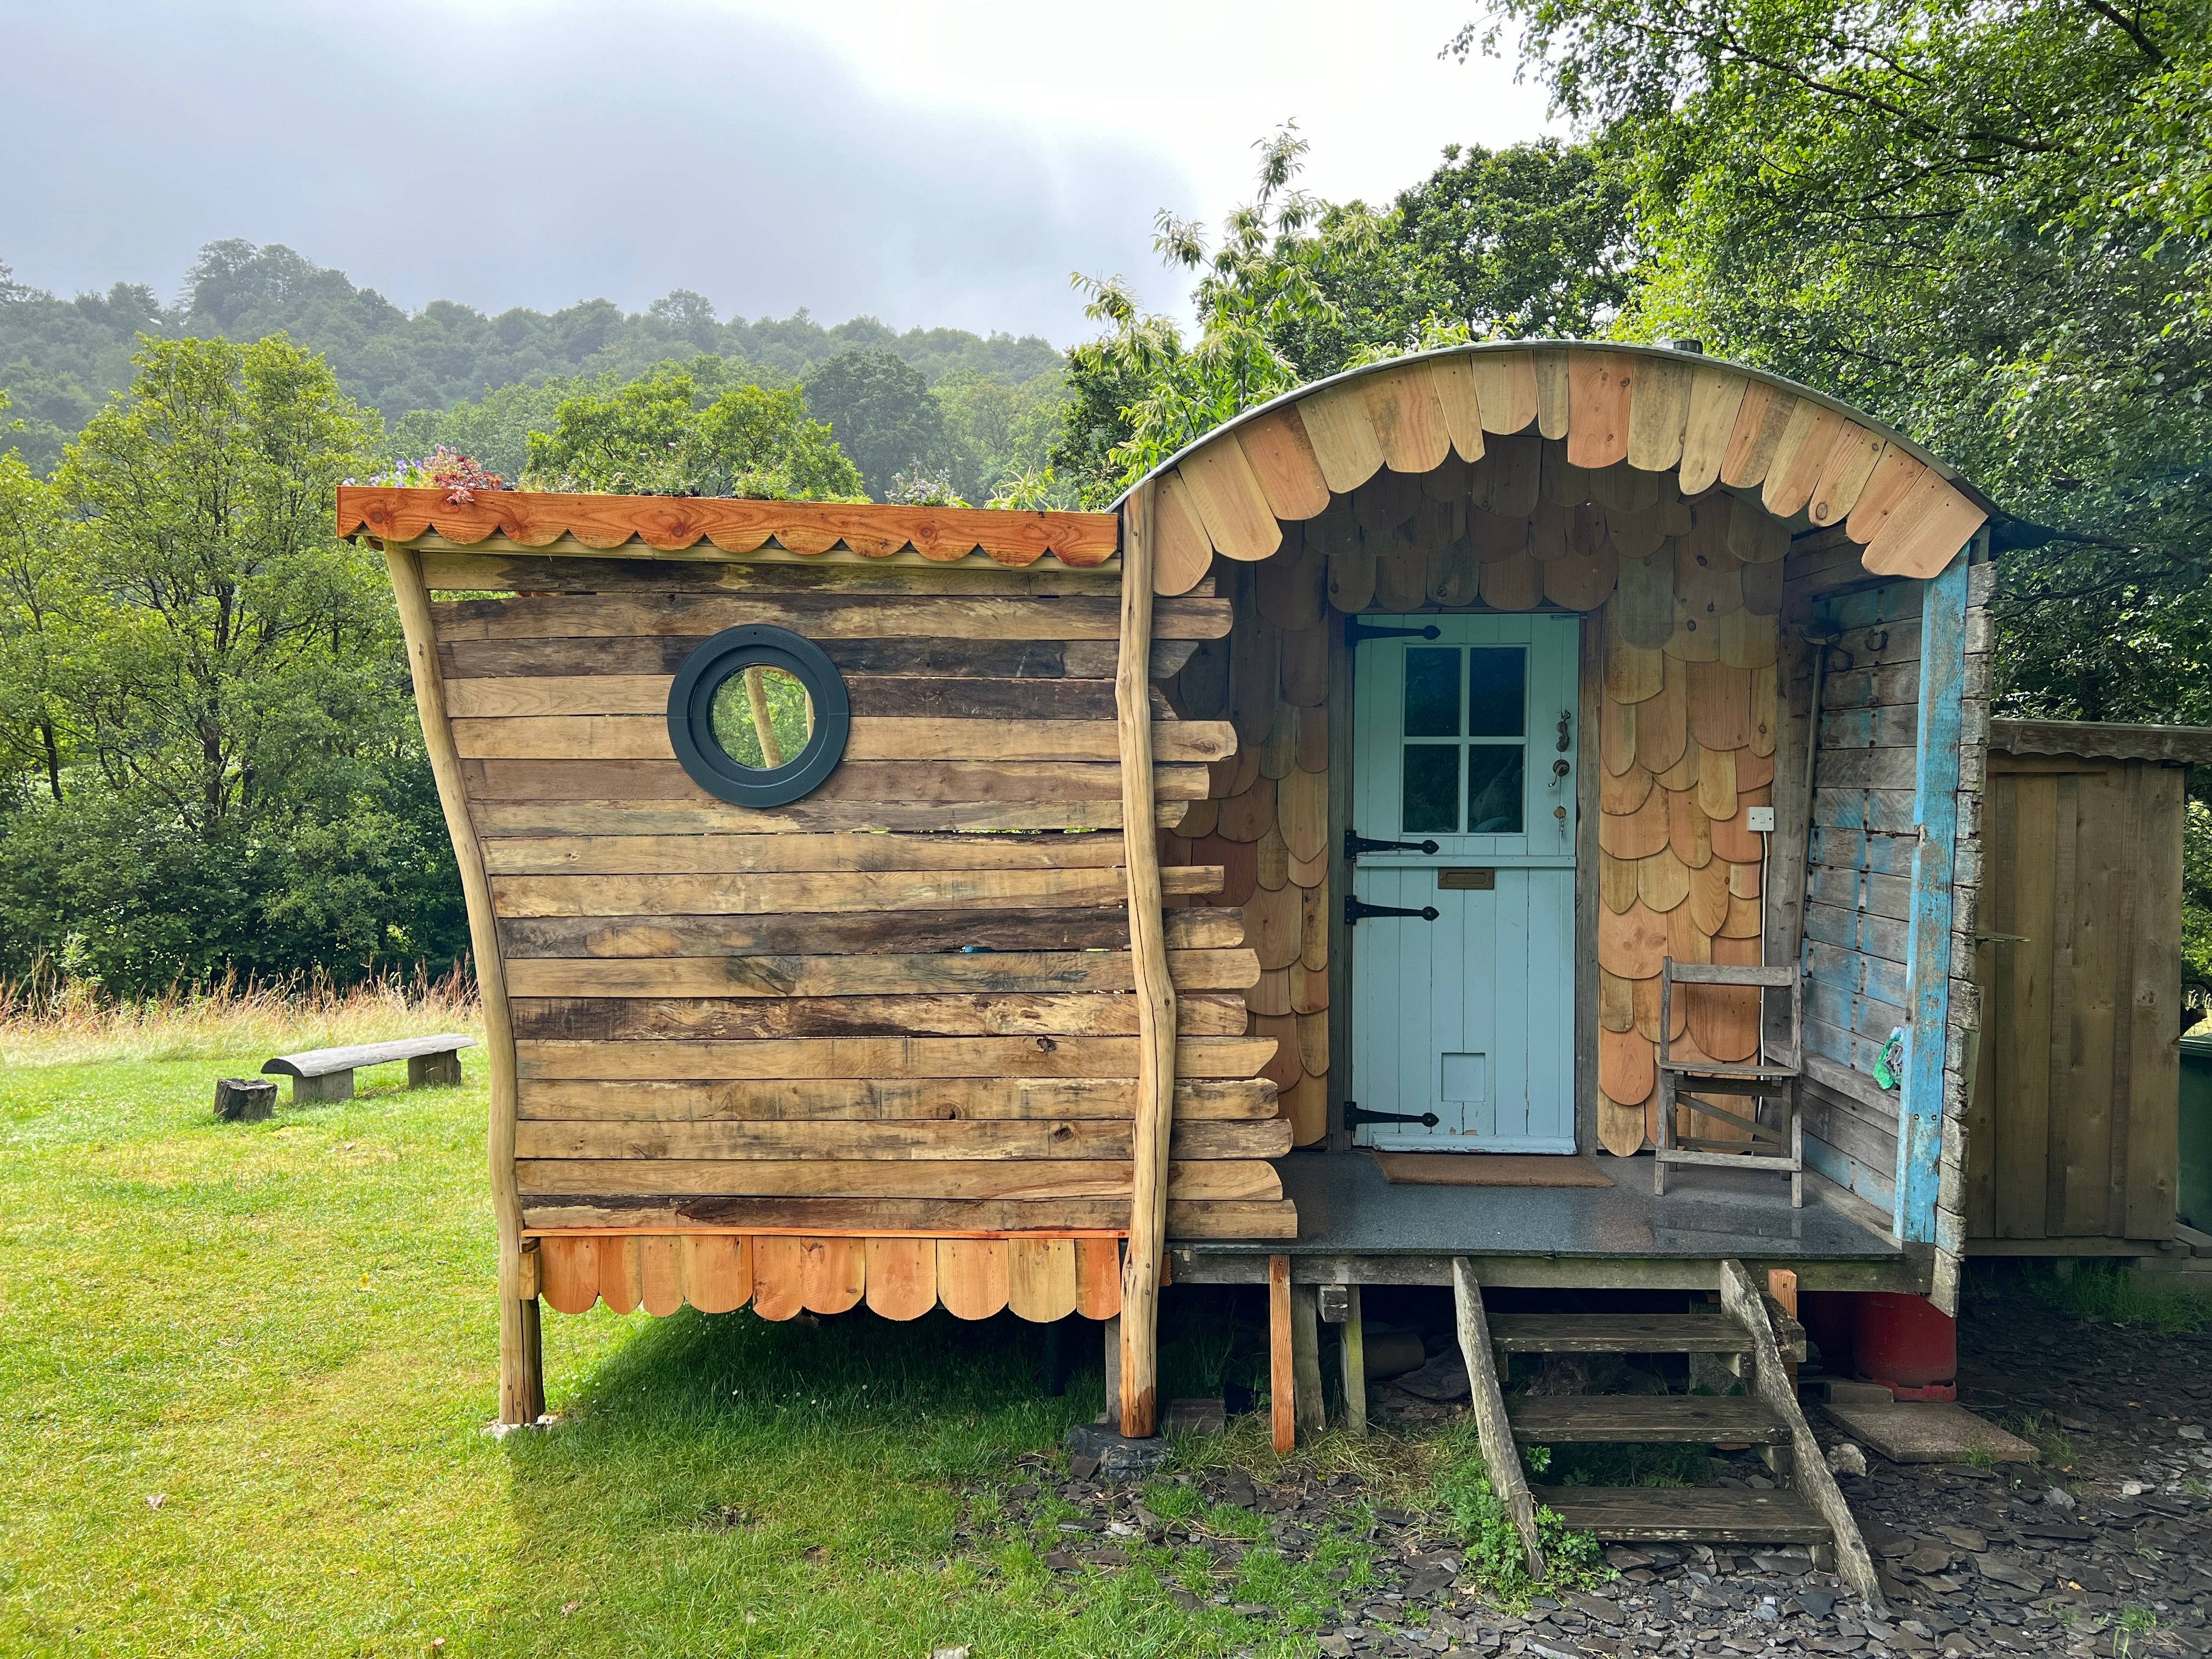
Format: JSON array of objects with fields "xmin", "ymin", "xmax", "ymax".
[{"xmin": 1349, "ymin": 614, "xmax": 1580, "ymax": 1153}]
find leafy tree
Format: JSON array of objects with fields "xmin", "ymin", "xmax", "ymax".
[
  {"xmin": 1453, "ymin": 0, "xmax": 2212, "ymax": 974},
  {"xmin": 804, "ymin": 347, "xmax": 948, "ymax": 498},
  {"xmin": 935, "ymin": 369, "xmax": 1071, "ymax": 505},
  {"xmin": 522, "ymin": 360, "xmax": 864, "ymax": 499},
  {"xmin": 1454, "ymin": 0, "xmax": 2212, "ymax": 716},
  {"xmin": 0, "ymin": 447, "xmax": 78, "ymax": 799},
  {"xmin": 0, "ymin": 240, "xmax": 1065, "ymax": 467},
  {"xmin": 1054, "ymin": 127, "xmax": 1638, "ymax": 503},
  {"xmin": 0, "ymin": 335, "xmax": 465, "ymax": 992}
]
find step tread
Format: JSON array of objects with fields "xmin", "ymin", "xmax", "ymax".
[
  {"xmin": 1489, "ymin": 1313, "xmax": 1753, "ymax": 1355},
  {"xmin": 1534, "ymin": 1485, "xmax": 1830, "ymax": 1544},
  {"xmin": 1507, "ymin": 1393, "xmax": 1790, "ymax": 1443}
]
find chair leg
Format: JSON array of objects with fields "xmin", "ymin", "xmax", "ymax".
[{"xmin": 1654, "ymin": 1072, "xmax": 1672, "ymax": 1196}]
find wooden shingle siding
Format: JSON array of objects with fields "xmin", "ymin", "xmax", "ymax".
[{"xmin": 1139, "ymin": 344, "xmax": 1985, "ymax": 594}]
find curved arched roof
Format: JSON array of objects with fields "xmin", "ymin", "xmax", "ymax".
[{"xmin": 1116, "ymin": 342, "xmax": 1994, "ymax": 596}]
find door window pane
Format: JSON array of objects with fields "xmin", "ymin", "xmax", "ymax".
[
  {"xmin": 1466, "ymin": 648, "xmax": 1526, "ymax": 737},
  {"xmin": 1404, "ymin": 648, "xmax": 1462, "ymax": 737},
  {"xmin": 1403, "ymin": 745, "xmax": 1460, "ymax": 833},
  {"xmin": 1466, "ymin": 746, "xmax": 1526, "ymax": 833}
]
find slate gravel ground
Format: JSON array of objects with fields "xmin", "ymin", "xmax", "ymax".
[{"xmin": 964, "ymin": 1278, "xmax": 2212, "ymax": 1657}]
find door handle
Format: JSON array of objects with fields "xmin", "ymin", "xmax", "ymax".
[{"xmin": 1549, "ymin": 759, "xmax": 1571, "ymax": 788}]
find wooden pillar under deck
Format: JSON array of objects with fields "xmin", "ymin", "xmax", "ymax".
[
  {"xmin": 1339, "ymin": 1286, "xmax": 1368, "ymax": 1435},
  {"xmin": 1268, "ymin": 1254, "xmax": 1295, "ymax": 1453}
]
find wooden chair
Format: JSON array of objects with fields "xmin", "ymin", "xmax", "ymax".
[{"xmin": 1654, "ymin": 960, "xmax": 1804, "ymax": 1206}]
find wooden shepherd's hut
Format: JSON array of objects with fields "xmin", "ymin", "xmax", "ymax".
[{"xmin": 352, "ymin": 342, "xmax": 2068, "ymax": 1581}]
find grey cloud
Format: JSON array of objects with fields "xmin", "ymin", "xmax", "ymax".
[{"xmin": 0, "ymin": 0, "xmax": 1192, "ymax": 340}]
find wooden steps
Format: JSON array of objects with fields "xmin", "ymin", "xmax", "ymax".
[
  {"xmin": 1448, "ymin": 1258, "xmax": 1885, "ymax": 1609},
  {"xmin": 1508, "ymin": 1393, "xmax": 1788, "ymax": 1444},
  {"xmin": 1488, "ymin": 1312, "xmax": 1751, "ymax": 1355},
  {"xmin": 1536, "ymin": 1485, "xmax": 1830, "ymax": 1544}
]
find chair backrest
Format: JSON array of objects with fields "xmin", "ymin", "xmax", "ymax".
[{"xmin": 1658, "ymin": 958, "xmax": 1803, "ymax": 1070}]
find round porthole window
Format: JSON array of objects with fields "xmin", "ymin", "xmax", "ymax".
[{"xmin": 667, "ymin": 625, "xmax": 850, "ymax": 806}]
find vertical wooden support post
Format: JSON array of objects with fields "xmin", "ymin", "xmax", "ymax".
[
  {"xmin": 1893, "ymin": 549, "xmax": 1970, "ymax": 1244},
  {"xmin": 1116, "ymin": 482, "xmax": 1177, "ymax": 1440},
  {"xmin": 1339, "ymin": 1285, "xmax": 1367, "ymax": 1435},
  {"xmin": 1451, "ymin": 1258, "xmax": 1544, "ymax": 1578},
  {"xmin": 385, "ymin": 541, "xmax": 538, "ymax": 1425},
  {"xmin": 1103, "ymin": 1312, "xmax": 1122, "ymax": 1425},
  {"xmin": 1268, "ymin": 1254, "xmax": 1295, "ymax": 1454},
  {"xmin": 1291, "ymin": 1284, "xmax": 1325, "ymax": 1436}
]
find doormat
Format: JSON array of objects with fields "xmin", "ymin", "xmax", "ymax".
[{"xmin": 1372, "ymin": 1152, "xmax": 1615, "ymax": 1188}]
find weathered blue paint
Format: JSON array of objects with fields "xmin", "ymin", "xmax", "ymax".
[{"xmin": 1892, "ymin": 551, "xmax": 1972, "ymax": 1242}]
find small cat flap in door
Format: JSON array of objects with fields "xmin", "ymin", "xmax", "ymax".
[{"xmin": 1441, "ymin": 1052, "xmax": 1488, "ymax": 1108}]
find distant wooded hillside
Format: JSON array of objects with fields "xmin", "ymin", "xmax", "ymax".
[{"xmin": 0, "ymin": 240, "xmax": 1063, "ymax": 476}]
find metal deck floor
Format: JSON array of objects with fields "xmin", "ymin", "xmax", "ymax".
[{"xmin": 1193, "ymin": 1150, "xmax": 1901, "ymax": 1261}]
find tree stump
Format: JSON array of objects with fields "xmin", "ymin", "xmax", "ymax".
[{"xmin": 215, "ymin": 1077, "xmax": 278, "ymax": 1122}]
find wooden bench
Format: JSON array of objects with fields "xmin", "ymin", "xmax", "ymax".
[{"xmin": 262, "ymin": 1035, "xmax": 475, "ymax": 1103}]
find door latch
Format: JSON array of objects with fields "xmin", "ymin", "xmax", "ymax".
[
  {"xmin": 1556, "ymin": 709, "xmax": 1573, "ymax": 752},
  {"xmin": 1345, "ymin": 896, "xmax": 1441, "ymax": 925},
  {"xmin": 1345, "ymin": 830, "xmax": 1441, "ymax": 860}
]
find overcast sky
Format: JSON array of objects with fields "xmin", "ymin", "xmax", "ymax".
[{"xmin": 1, "ymin": 0, "xmax": 1559, "ymax": 343}]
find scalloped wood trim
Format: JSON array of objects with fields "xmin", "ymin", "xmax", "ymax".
[{"xmin": 340, "ymin": 487, "xmax": 1118, "ymax": 567}]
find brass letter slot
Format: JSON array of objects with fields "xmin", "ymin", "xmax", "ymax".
[{"xmin": 1437, "ymin": 867, "xmax": 1496, "ymax": 890}]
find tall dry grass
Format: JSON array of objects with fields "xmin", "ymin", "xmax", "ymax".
[{"xmin": 0, "ymin": 964, "xmax": 482, "ymax": 1068}]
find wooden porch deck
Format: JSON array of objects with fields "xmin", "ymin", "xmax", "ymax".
[{"xmin": 1170, "ymin": 1149, "xmax": 1913, "ymax": 1290}]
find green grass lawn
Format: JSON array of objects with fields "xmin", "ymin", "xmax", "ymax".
[{"xmin": 0, "ymin": 1047, "xmax": 1411, "ymax": 1657}]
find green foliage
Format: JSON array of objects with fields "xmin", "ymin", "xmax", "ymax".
[
  {"xmin": 1060, "ymin": 127, "xmax": 1340, "ymax": 498},
  {"xmin": 0, "ymin": 241, "xmax": 1062, "ymax": 474},
  {"xmin": 1432, "ymin": 1429, "xmax": 1604, "ymax": 1602},
  {"xmin": 935, "ymin": 368, "xmax": 1073, "ymax": 506},
  {"xmin": 1054, "ymin": 127, "xmax": 1640, "ymax": 503},
  {"xmin": 804, "ymin": 346, "xmax": 949, "ymax": 498},
  {"xmin": 709, "ymin": 666, "xmax": 815, "ymax": 769},
  {"xmin": 0, "ymin": 336, "xmax": 465, "ymax": 994},
  {"xmin": 521, "ymin": 359, "xmax": 863, "ymax": 500},
  {"xmin": 1458, "ymin": 0, "xmax": 2212, "ymax": 730},
  {"xmin": 2022, "ymin": 1259, "xmax": 2212, "ymax": 1336}
]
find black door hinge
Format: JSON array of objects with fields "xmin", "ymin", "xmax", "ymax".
[
  {"xmin": 1345, "ymin": 896, "xmax": 1441, "ymax": 926},
  {"xmin": 1345, "ymin": 618, "xmax": 1442, "ymax": 650},
  {"xmin": 1346, "ymin": 830, "xmax": 1440, "ymax": 860},
  {"xmin": 1345, "ymin": 1101, "xmax": 1441, "ymax": 1130}
]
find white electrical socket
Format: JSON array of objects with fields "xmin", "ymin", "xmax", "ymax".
[{"xmin": 1746, "ymin": 805, "xmax": 1777, "ymax": 833}]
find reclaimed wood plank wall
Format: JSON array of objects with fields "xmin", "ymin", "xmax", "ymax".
[
  {"xmin": 1787, "ymin": 560, "xmax": 1992, "ymax": 1218},
  {"xmin": 420, "ymin": 549, "xmax": 1296, "ymax": 1320}
]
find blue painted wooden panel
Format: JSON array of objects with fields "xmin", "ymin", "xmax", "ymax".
[
  {"xmin": 1892, "ymin": 553, "xmax": 1971, "ymax": 1242},
  {"xmin": 1804, "ymin": 940, "xmax": 1910, "ymax": 1008},
  {"xmin": 1813, "ymin": 788, "xmax": 1920, "ymax": 835},
  {"xmin": 1803, "ymin": 901, "xmax": 1908, "ymax": 964},
  {"xmin": 1808, "ymin": 826, "xmax": 1918, "ymax": 878}
]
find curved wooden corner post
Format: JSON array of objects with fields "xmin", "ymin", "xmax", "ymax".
[
  {"xmin": 385, "ymin": 541, "xmax": 540, "ymax": 1426},
  {"xmin": 1115, "ymin": 482, "xmax": 1177, "ymax": 1438}
]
